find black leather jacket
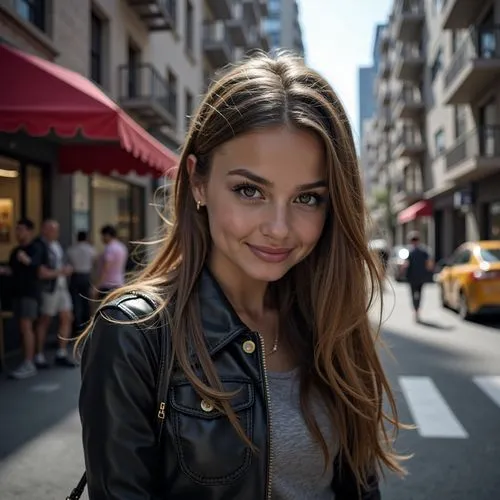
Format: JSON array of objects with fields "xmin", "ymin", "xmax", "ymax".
[{"xmin": 80, "ymin": 269, "xmax": 381, "ymax": 499}]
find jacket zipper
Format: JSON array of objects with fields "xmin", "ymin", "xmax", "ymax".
[{"xmin": 256, "ymin": 331, "xmax": 273, "ymax": 500}]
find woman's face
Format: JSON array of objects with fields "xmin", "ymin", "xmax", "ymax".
[{"xmin": 190, "ymin": 125, "xmax": 328, "ymax": 283}]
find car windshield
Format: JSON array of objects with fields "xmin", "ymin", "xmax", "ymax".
[{"xmin": 480, "ymin": 248, "xmax": 500, "ymax": 262}]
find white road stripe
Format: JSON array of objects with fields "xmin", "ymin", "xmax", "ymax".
[
  {"xmin": 399, "ymin": 376, "xmax": 468, "ymax": 439},
  {"xmin": 473, "ymin": 376, "xmax": 500, "ymax": 408}
]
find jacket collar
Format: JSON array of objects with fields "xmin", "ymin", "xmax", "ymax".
[{"xmin": 196, "ymin": 267, "xmax": 249, "ymax": 356}]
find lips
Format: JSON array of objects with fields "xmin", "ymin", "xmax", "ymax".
[{"xmin": 246, "ymin": 244, "xmax": 293, "ymax": 263}]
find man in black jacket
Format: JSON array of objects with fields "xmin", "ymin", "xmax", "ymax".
[
  {"xmin": 0, "ymin": 219, "xmax": 43, "ymax": 378},
  {"xmin": 404, "ymin": 231, "xmax": 433, "ymax": 322}
]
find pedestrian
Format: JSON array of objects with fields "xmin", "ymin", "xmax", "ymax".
[
  {"xmin": 75, "ymin": 53, "xmax": 406, "ymax": 500},
  {"xmin": 0, "ymin": 219, "xmax": 43, "ymax": 379},
  {"xmin": 404, "ymin": 230, "xmax": 433, "ymax": 323},
  {"xmin": 91, "ymin": 224, "xmax": 128, "ymax": 300},
  {"xmin": 67, "ymin": 231, "xmax": 96, "ymax": 333},
  {"xmin": 35, "ymin": 219, "xmax": 76, "ymax": 367}
]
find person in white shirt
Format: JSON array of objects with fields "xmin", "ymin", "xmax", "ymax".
[{"xmin": 67, "ymin": 231, "xmax": 97, "ymax": 332}]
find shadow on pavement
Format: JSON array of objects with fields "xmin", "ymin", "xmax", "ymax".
[
  {"xmin": 0, "ymin": 347, "xmax": 81, "ymax": 461},
  {"xmin": 416, "ymin": 319, "xmax": 455, "ymax": 330}
]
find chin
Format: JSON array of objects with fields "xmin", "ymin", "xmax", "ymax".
[{"xmin": 239, "ymin": 261, "xmax": 291, "ymax": 283}]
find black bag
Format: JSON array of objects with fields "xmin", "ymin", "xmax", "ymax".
[{"xmin": 66, "ymin": 292, "xmax": 171, "ymax": 500}]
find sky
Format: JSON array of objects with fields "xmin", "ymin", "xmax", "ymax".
[{"xmin": 299, "ymin": 0, "xmax": 393, "ymax": 146}]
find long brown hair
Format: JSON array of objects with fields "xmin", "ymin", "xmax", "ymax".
[{"xmin": 78, "ymin": 52, "xmax": 406, "ymax": 486}]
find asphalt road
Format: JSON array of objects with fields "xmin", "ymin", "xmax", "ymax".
[{"xmin": 0, "ymin": 281, "xmax": 499, "ymax": 499}]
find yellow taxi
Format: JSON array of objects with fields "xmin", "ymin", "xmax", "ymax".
[{"xmin": 437, "ymin": 240, "xmax": 500, "ymax": 320}]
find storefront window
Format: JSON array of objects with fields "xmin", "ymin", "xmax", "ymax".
[
  {"xmin": 0, "ymin": 156, "xmax": 21, "ymax": 262},
  {"xmin": 91, "ymin": 174, "xmax": 145, "ymax": 252}
]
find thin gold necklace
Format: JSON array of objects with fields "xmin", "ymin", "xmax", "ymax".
[{"xmin": 266, "ymin": 330, "xmax": 279, "ymax": 357}]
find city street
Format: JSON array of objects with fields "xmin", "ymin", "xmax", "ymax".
[{"xmin": 0, "ymin": 281, "xmax": 499, "ymax": 499}]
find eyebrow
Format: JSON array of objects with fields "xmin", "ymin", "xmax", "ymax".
[{"xmin": 227, "ymin": 168, "xmax": 327, "ymax": 191}]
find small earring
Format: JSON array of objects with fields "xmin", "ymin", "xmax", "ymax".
[{"xmin": 196, "ymin": 200, "xmax": 201, "ymax": 211}]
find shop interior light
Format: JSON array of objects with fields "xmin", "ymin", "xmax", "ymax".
[{"xmin": 0, "ymin": 169, "xmax": 19, "ymax": 178}]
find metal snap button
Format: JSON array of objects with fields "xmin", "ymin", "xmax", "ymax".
[
  {"xmin": 200, "ymin": 399, "xmax": 214, "ymax": 412},
  {"xmin": 242, "ymin": 340, "xmax": 256, "ymax": 354}
]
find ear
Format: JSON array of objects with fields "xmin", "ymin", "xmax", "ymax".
[{"xmin": 187, "ymin": 154, "xmax": 206, "ymax": 207}]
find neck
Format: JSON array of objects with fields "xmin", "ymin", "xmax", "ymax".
[{"xmin": 208, "ymin": 253, "xmax": 269, "ymax": 319}]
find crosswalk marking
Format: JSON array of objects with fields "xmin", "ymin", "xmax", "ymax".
[
  {"xmin": 398, "ymin": 376, "xmax": 468, "ymax": 439},
  {"xmin": 473, "ymin": 376, "xmax": 500, "ymax": 409}
]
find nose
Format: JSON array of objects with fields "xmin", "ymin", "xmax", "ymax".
[{"xmin": 261, "ymin": 203, "xmax": 290, "ymax": 241}]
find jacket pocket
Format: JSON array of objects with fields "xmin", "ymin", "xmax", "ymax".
[{"xmin": 170, "ymin": 378, "xmax": 255, "ymax": 485}]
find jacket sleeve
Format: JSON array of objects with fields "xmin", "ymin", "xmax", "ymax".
[
  {"xmin": 332, "ymin": 454, "xmax": 381, "ymax": 500},
  {"xmin": 79, "ymin": 307, "xmax": 162, "ymax": 499}
]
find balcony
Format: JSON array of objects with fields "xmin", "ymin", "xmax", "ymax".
[
  {"xmin": 394, "ymin": 44, "xmax": 424, "ymax": 81},
  {"xmin": 379, "ymin": 29, "xmax": 391, "ymax": 54},
  {"xmin": 204, "ymin": 0, "xmax": 232, "ymax": 20},
  {"xmin": 393, "ymin": 184, "xmax": 423, "ymax": 207},
  {"xmin": 393, "ymin": 85, "xmax": 424, "ymax": 120},
  {"xmin": 445, "ymin": 126, "xmax": 500, "ymax": 182},
  {"xmin": 125, "ymin": 0, "xmax": 175, "ymax": 31},
  {"xmin": 203, "ymin": 22, "xmax": 233, "ymax": 67},
  {"xmin": 226, "ymin": 1, "xmax": 250, "ymax": 46},
  {"xmin": 379, "ymin": 107, "xmax": 392, "ymax": 132},
  {"xmin": 442, "ymin": 0, "xmax": 485, "ymax": 30},
  {"xmin": 377, "ymin": 87, "xmax": 391, "ymax": 107},
  {"xmin": 393, "ymin": 0, "xmax": 424, "ymax": 42},
  {"xmin": 378, "ymin": 59, "xmax": 391, "ymax": 80},
  {"xmin": 118, "ymin": 64, "xmax": 176, "ymax": 127},
  {"xmin": 393, "ymin": 126, "xmax": 425, "ymax": 158},
  {"xmin": 443, "ymin": 25, "xmax": 500, "ymax": 105}
]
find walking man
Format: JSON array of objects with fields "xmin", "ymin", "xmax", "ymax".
[
  {"xmin": 404, "ymin": 231, "xmax": 433, "ymax": 322},
  {"xmin": 35, "ymin": 220, "xmax": 76, "ymax": 367},
  {"xmin": 0, "ymin": 219, "xmax": 42, "ymax": 379}
]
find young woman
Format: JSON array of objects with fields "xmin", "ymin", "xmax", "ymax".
[{"xmin": 78, "ymin": 52, "xmax": 405, "ymax": 499}]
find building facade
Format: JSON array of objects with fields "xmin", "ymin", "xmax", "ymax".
[
  {"xmin": 366, "ymin": 0, "xmax": 500, "ymax": 260},
  {"xmin": 263, "ymin": 0, "xmax": 305, "ymax": 58},
  {"xmin": 0, "ymin": 0, "xmax": 270, "ymax": 361}
]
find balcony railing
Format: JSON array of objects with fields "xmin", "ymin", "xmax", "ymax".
[
  {"xmin": 118, "ymin": 63, "xmax": 175, "ymax": 126},
  {"xmin": 446, "ymin": 126, "xmax": 500, "ymax": 171},
  {"xmin": 203, "ymin": 22, "xmax": 233, "ymax": 67},
  {"xmin": 445, "ymin": 25, "xmax": 500, "ymax": 89},
  {"xmin": 205, "ymin": 0, "xmax": 232, "ymax": 20},
  {"xmin": 125, "ymin": 0, "xmax": 175, "ymax": 31},
  {"xmin": 393, "ymin": 0, "xmax": 424, "ymax": 41},
  {"xmin": 395, "ymin": 0, "xmax": 424, "ymax": 17}
]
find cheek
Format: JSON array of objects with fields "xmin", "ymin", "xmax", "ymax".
[
  {"xmin": 295, "ymin": 211, "xmax": 326, "ymax": 247},
  {"xmin": 207, "ymin": 196, "xmax": 255, "ymax": 240}
]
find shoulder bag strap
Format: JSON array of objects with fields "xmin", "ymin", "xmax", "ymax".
[{"xmin": 66, "ymin": 294, "xmax": 171, "ymax": 500}]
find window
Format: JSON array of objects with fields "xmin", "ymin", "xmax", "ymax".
[
  {"xmin": 185, "ymin": 0, "xmax": 194, "ymax": 54},
  {"xmin": 167, "ymin": 69, "xmax": 178, "ymax": 118},
  {"xmin": 430, "ymin": 48, "xmax": 442, "ymax": 82},
  {"xmin": 453, "ymin": 105, "xmax": 466, "ymax": 138},
  {"xmin": 15, "ymin": 0, "xmax": 45, "ymax": 31},
  {"xmin": 434, "ymin": 129, "xmax": 445, "ymax": 156},
  {"xmin": 480, "ymin": 248, "xmax": 500, "ymax": 262},
  {"xmin": 127, "ymin": 43, "xmax": 141, "ymax": 98},
  {"xmin": 185, "ymin": 89, "xmax": 193, "ymax": 132},
  {"xmin": 91, "ymin": 12, "xmax": 104, "ymax": 85},
  {"xmin": 268, "ymin": 0, "xmax": 281, "ymax": 13}
]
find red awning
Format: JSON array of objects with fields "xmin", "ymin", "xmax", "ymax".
[
  {"xmin": 398, "ymin": 200, "xmax": 433, "ymax": 224},
  {"xmin": 0, "ymin": 43, "xmax": 178, "ymax": 178}
]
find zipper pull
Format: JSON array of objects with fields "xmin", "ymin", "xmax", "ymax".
[{"xmin": 158, "ymin": 401, "xmax": 166, "ymax": 420}]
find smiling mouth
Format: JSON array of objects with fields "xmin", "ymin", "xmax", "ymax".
[{"xmin": 246, "ymin": 244, "xmax": 293, "ymax": 263}]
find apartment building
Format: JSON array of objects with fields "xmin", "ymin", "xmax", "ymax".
[
  {"xmin": 203, "ymin": 0, "xmax": 270, "ymax": 88},
  {"xmin": 263, "ymin": 0, "xmax": 304, "ymax": 58},
  {"xmin": 366, "ymin": 0, "xmax": 500, "ymax": 260}
]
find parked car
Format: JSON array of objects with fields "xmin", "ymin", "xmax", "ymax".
[{"xmin": 436, "ymin": 240, "xmax": 500, "ymax": 320}]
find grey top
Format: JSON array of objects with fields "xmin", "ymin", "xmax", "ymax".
[{"xmin": 269, "ymin": 368, "xmax": 338, "ymax": 500}]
